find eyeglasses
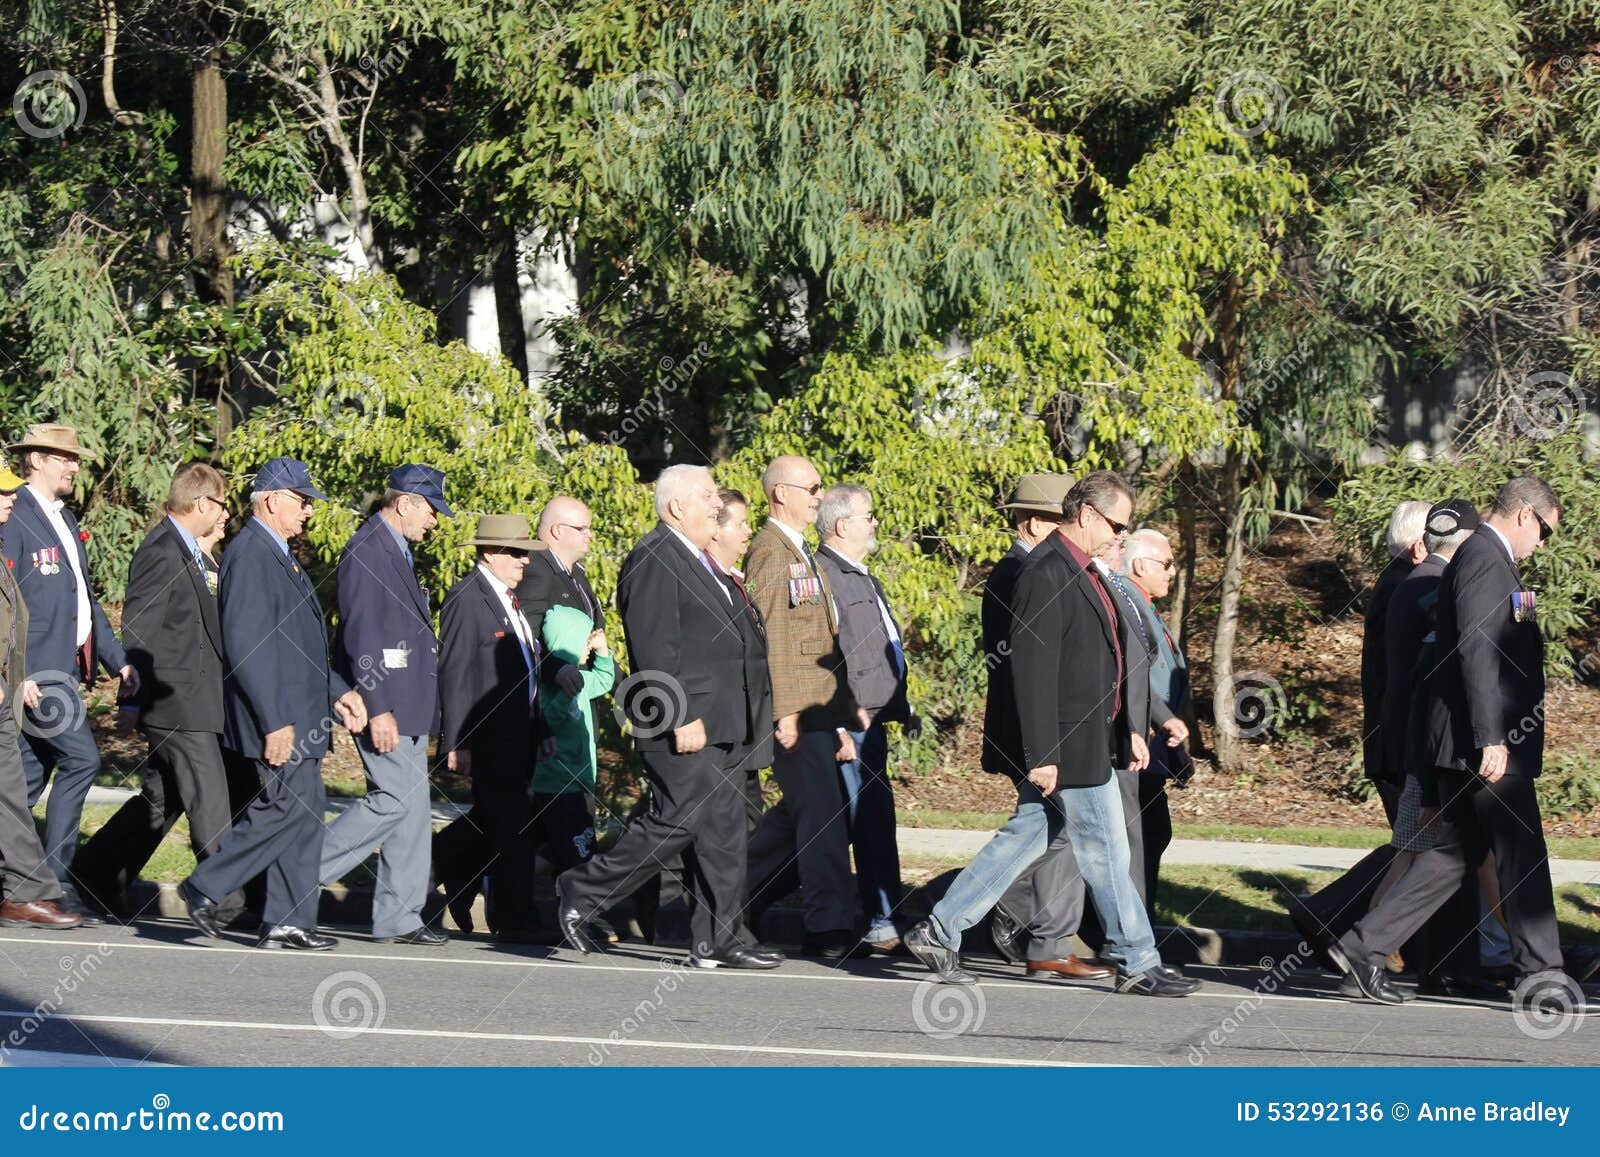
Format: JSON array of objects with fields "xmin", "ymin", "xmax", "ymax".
[
  {"xmin": 779, "ymin": 481, "xmax": 823, "ymax": 497},
  {"xmin": 1527, "ymin": 504, "xmax": 1554, "ymax": 543},
  {"xmin": 557, "ymin": 523, "xmax": 592, "ymax": 534},
  {"xmin": 1087, "ymin": 504, "xmax": 1130, "ymax": 536},
  {"xmin": 1148, "ymin": 557, "xmax": 1175, "ymax": 572}
]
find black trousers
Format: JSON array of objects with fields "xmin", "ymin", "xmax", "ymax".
[
  {"xmin": 0, "ymin": 699, "xmax": 59, "ymax": 905},
  {"xmin": 634, "ymin": 769, "xmax": 765, "ymax": 947},
  {"xmin": 1138, "ymin": 770, "xmax": 1172, "ymax": 909},
  {"xmin": 1340, "ymin": 768, "xmax": 1562, "ymax": 977},
  {"xmin": 562, "ymin": 742, "xmax": 748, "ymax": 957},
  {"xmin": 531, "ymin": 790, "xmax": 596, "ymax": 875}
]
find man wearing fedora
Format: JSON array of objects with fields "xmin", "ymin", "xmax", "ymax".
[
  {"xmin": 0, "ymin": 463, "xmax": 85, "ymax": 929},
  {"xmin": 434, "ymin": 514, "xmax": 549, "ymax": 944},
  {"xmin": 318, "ymin": 466, "xmax": 455, "ymax": 946},
  {"xmin": 178, "ymin": 457, "xmax": 368, "ymax": 950},
  {"xmin": 0, "ymin": 424, "xmax": 139, "ymax": 923}
]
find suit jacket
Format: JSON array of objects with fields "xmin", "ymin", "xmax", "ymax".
[
  {"xmin": 1379, "ymin": 552, "xmax": 1447, "ymax": 775},
  {"xmin": 0, "ymin": 545, "xmax": 27, "ymax": 700},
  {"xmin": 1118, "ymin": 576, "xmax": 1189, "ymax": 717},
  {"xmin": 1105, "ymin": 569, "xmax": 1172, "ymax": 738},
  {"xmin": 814, "ymin": 545, "xmax": 910, "ymax": 725},
  {"xmin": 1424, "ymin": 526, "xmax": 1544, "ymax": 777},
  {"xmin": 720, "ymin": 567, "xmax": 775, "ymax": 773},
  {"xmin": 0, "ymin": 486, "xmax": 126, "ymax": 685},
  {"xmin": 1010, "ymin": 532, "xmax": 1132, "ymax": 787},
  {"xmin": 743, "ymin": 521, "xmax": 854, "ymax": 730},
  {"xmin": 616, "ymin": 522, "xmax": 761, "ymax": 753},
  {"xmin": 1361, "ymin": 554, "xmax": 1413, "ymax": 783},
  {"xmin": 334, "ymin": 515, "xmax": 440, "ymax": 738},
  {"xmin": 219, "ymin": 518, "xmax": 352, "ymax": 760},
  {"xmin": 438, "ymin": 568, "xmax": 539, "ymax": 765},
  {"xmin": 121, "ymin": 518, "xmax": 223, "ymax": 733},
  {"xmin": 980, "ymin": 542, "xmax": 1029, "ymax": 780},
  {"xmin": 515, "ymin": 549, "xmax": 602, "ymax": 689}
]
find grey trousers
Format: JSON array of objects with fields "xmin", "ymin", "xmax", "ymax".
[
  {"xmin": 747, "ymin": 729, "xmax": 855, "ymax": 935},
  {"xmin": 320, "ymin": 734, "xmax": 432, "ymax": 938},
  {"xmin": 998, "ymin": 767, "xmax": 1146, "ymax": 960},
  {"xmin": 0, "ymin": 698, "xmax": 60, "ymax": 904}
]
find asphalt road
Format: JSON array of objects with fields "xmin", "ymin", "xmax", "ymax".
[{"xmin": 3, "ymin": 918, "xmax": 1597, "ymax": 1067}]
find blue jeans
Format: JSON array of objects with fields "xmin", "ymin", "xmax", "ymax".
[
  {"xmin": 928, "ymin": 774, "xmax": 1158, "ymax": 974},
  {"xmin": 837, "ymin": 724, "xmax": 902, "ymax": 941}
]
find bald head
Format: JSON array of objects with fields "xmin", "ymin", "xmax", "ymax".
[
  {"xmin": 538, "ymin": 495, "xmax": 593, "ymax": 566},
  {"xmin": 761, "ymin": 454, "xmax": 823, "ymax": 530}
]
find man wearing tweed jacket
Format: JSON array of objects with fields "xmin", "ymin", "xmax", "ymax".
[{"xmin": 743, "ymin": 455, "xmax": 865, "ymax": 958}]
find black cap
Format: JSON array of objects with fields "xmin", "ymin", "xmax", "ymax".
[{"xmin": 1426, "ymin": 497, "xmax": 1480, "ymax": 539}]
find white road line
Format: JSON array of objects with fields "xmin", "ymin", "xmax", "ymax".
[
  {"xmin": 0, "ymin": 1010, "xmax": 1098, "ymax": 1067},
  {"xmin": 0, "ymin": 933, "xmax": 1504, "ymax": 1012}
]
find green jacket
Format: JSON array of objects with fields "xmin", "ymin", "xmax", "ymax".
[{"xmin": 532, "ymin": 603, "xmax": 615, "ymax": 795}]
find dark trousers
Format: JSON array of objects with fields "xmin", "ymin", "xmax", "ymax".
[
  {"xmin": 187, "ymin": 750, "xmax": 326, "ymax": 930},
  {"xmin": 838, "ymin": 723, "xmax": 903, "ymax": 937},
  {"xmin": 531, "ymin": 790, "xmax": 595, "ymax": 875},
  {"xmin": 1340, "ymin": 768, "xmax": 1563, "ymax": 978},
  {"xmin": 0, "ymin": 699, "xmax": 59, "ymax": 904},
  {"xmin": 562, "ymin": 742, "xmax": 748, "ymax": 957},
  {"xmin": 635, "ymin": 769, "xmax": 764, "ymax": 948},
  {"xmin": 18, "ymin": 685, "xmax": 101, "ymax": 888},
  {"xmin": 747, "ymin": 730, "xmax": 854, "ymax": 935},
  {"xmin": 71, "ymin": 728, "xmax": 237, "ymax": 909},
  {"xmin": 1138, "ymin": 770, "xmax": 1172, "ymax": 908}
]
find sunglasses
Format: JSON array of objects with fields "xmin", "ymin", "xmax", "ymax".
[
  {"xmin": 1087, "ymin": 503, "xmax": 1130, "ymax": 536},
  {"xmin": 1527, "ymin": 504, "xmax": 1554, "ymax": 543}
]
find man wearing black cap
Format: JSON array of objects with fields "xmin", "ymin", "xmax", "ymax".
[
  {"xmin": 179, "ymin": 457, "xmax": 368, "ymax": 950},
  {"xmin": 319, "ymin": 466, "xmax": 453, "ymax": 946}
]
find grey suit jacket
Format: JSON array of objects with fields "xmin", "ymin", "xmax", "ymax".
[
  {"xmin": 814, "ymin": 545, "xmax": 910, "ymax": 725},
  {"xmin": 1102, "ymin": 566, "xmax": 1172, "ymax": 740}
]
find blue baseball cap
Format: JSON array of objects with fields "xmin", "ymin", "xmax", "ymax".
[
  {"xmin": 387, "ymin": 463, "xmax": 455, "ymax": 518},
  {"xmin": 253, "ymin": 457, "xmax": 328, "ymax": 501}
]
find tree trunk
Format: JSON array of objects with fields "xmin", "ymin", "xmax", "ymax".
[
  {"xmin": 190, "ymin": 41, "xmax": 234, "ymax": 441},
  {"xmin": 1208, "ymin": 273, "xmax": 1247, "ymax": 771},
  {"xmin": 492, "ymin": 222, "xmax": 530, "ymax": 384},
  {"xmin": 311, "ymin": 49, "xmax": 381, "ymax": 273},
  {"xmin": 1170, "ymin": 456, "xmax": 1198, "ymax": 648}
]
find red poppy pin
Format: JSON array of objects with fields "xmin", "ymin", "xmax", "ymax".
[
  {"xmin": 4, "ymin": 558, "xmax": 11, "ymax": 570},
  {"xmin": 79, "ymin": 530, "xmax": 90, "ymax": 543}
]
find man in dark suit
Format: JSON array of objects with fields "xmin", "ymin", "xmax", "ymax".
[
  {"xmin": 815, "ymin": 484, "xmax": 916, "ymax": 951},
  {"xmin": 906, "ymin": 471, "xmax": 1197, "ymax": 996},
  {"xmin": 1330, "ymin": 478, "xmax": 1583, "ymax": 1013},
  {"xmin": 0, "ymin": 424, "xmax": 139, "ymax": 923},
  {"xmin": 70, "ymin": 463, "xmax": 239, "ymax": 918},
  {"xmin": 557, "ymin": 466, "xmax": 781, "ymax": 969},
  {"xmin": 0, "ymin": 463, "xmax": 84, "ymax": 929},
  {"xmin": 178, "ymin": 458, "xmax": 368, "ymax": 950},
  {"xmin": 319, "ymin": 465, "xmax": 454, "ymax": 946},
  {"xmin": 436, "ymin": 514, "xmax": 548, "ymax": 945},
  {"xmin": 518, "ymin": 496, "xmax": 604, "ymax": 686}
]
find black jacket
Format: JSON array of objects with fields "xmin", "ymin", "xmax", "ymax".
[
  {"xmin": 438, "ymin": 568, "xmax": 539, "ymax": 765},
  {"xmin": 121, "ymin": 518, "xmax": 223, "ymax": 733},
  {"xmin": 814, "ymin": 545, "xmax": 910, "ymax": 725},
  {"xmin": 615, "ymin": 522, "xmax": 762, "ymax": 753},
  {"xmin": 723, "ymin": 568, "xmax": 775, "ymax": 773},
  {"xmin": 514, "ymin": 548, "xmax": 602, "ymax": 689},
  {"xmin": 1424, "ymin": 526, "xmax": 1545, "ymax": 777},
  {"xmin": 1010, "ymin": 533, "xmax": 1132, "ymax": 788},
  {"xmin": 1361, "ymin": 554, "xmax": 1414, "ymax": 783},
  {"xmin": 1379, "ymin": 552, "xmax": 1447, "ymax": 775},
  {"xmin": 980, "ymin": 542, "xmax": 1029, "ymax": 780}
]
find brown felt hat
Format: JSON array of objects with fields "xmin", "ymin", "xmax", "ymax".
[
  {"xmin": 1002, "ymin": 473, "xmax": 1074, "ymax": 517},
  {"xmin": 465, "ymin": 513, "xmax": 546, "ymax": 551},
  {"xmin": 9, "ymin": 423, "xmax": 97, "ymax": 461}
]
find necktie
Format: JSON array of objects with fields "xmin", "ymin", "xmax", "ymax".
[{"xmin": 511, "ymin": 594, "xmax": 520, "ymax": 610}]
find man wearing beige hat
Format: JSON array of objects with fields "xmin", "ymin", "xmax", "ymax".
[
  {"xmin": 0, "ymin": 463, "xmax": 84, "ymax": 929},
  {"xmin": 0, "ymin": 425, "xmax": 138, "ymax": 923},
  {"xmin": 434, "ymin": 514, "xmax": 550, "ymax": 944}
]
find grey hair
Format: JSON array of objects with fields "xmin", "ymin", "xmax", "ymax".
[
  {"xmin": 1384, "ymin": 500, "xmax": 1430, "ymax": 557},
  {"xmin": 817, "ymin": 484, "xmax": 869, "ymax": 540},
  {"xmin": 655, "ymin": 464, "xmax": 712, "ymax": 518},
  {"xmin": 1424, "ymin": 523, "xmax": 1474, "ymax": 557},
  {"xmin": 1120, "ymin": 528, "xmax": 1169, "ymax": 575}
]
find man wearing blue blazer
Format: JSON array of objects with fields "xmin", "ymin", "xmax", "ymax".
[
  {"xmin": 1, "ymin": 424, "xmax": 139, "ymax": 923},
  {"xmin": 320, "ymin": 465, "xmax": 453, "ymax": 946},
  {"xmin": 179, "ymin": 457, "xmax": 368, "ymax": 950}
]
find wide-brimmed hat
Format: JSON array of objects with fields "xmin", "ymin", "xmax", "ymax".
[
  {"xmin": 1002, "ymin": 473, "xmax": 1074, "ymax": 517},
  {"xmin": 9, "ymin": 424, "xmax": 97, "ymax": 461},
  {"xmin": 0, "ymin": 464, "xmax": 24, "ymax": 492},
  {"xmin": 466, "ymin": 514, "xmax": 546, "ymax": 551}
]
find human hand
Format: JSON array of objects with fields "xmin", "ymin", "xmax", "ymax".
[
  {"xmin": 1027, "ymin": 765, "xmax": 1058, "ymax": 795},
  {"xmin": 673, "ymin": 717, "xmax": 707, "ymax": 754},
  {"xmin": 368, "ymin": 711, "xmax": 399, "ymax": 753},
  {"xmin": 264, "ymin": 724, "xmax": 295, "ymax": 767}
]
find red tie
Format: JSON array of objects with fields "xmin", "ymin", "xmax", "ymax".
[{"xmin": 511, "ymin": 594, "xmax": 520, "ymax": 611}]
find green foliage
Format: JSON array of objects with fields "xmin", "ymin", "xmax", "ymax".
[{"xmin": 1538, "ymin": 754, "xmax": 1600, "ymax": 818}]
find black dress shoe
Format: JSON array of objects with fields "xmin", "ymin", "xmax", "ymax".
[
  {"xmin": 801, "ymin": 928, "xmax": 871, "ymax": 960},
  {"xmin": 379, "ymin": 925, "xmax": 448, "ymax": 946},
  {"xmin": 1283, "ymin": 894, "xmax": 1339, "ymax": 972},
  {"xmin": 494, "ymin": 927, "xmax": 549, "ymax": 946},
  {"xmin": 178, "ymin": 881, "xmax": 221, "ymax": 938},
  {"xmin": 591, "ymin": 914, "xmax": 621, "ymax": 945},
  {"xmin": 1115, "ymin": 966, "xmax": 1200, "ymax": 996},
  {"xmin": 555, "ymin": 880, "xmax": 599, "ymax": 954},
  {"xmin": 1339, "ymin": 958, "xmax": 1407, "ymax": 1004},
  {"xmin": 440, "ymin": 875, "xmax": 478, "ymax": 936},
  {"xmin": 54, "ymin": 887, "xmax": 105, "ymax": 928},
  {"xmin": 904, "ymin": 919, "xmax": 977, "ymax": 985},
  {"xmin": 256, "ymin": 925, "xmax": 337, "ymax": 950},
  {"xmin": 1418, "ymin": 972, "xmax": 1506, "ymax": 1000},
  {"xmin": 989, "ymin": 905, "xmax": 1026, "ymax": 965},
  {"xmin": 690, "ymin": 946, "xmax": 785, "ymax": 969}
]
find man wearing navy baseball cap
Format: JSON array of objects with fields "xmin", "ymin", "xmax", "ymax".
[
  {"xmin": 320, "ymin": 465, "xmax": 453, "ymax": 945},
  {"xmin": 180, "ymin": 457, "xmax": 369, "ymax": 950}
]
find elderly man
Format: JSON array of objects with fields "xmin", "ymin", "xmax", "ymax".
[
  {"xmin": 906, "ymin": 471, "xmax": 1197, "ymax": 996},
  {"xmin": 70, "ymin": 463, "xmax": 237, "ymax": 919},
  {"xmin": 0, "ymin": 463, "xmax": 83, "ymax": 929},
  {"xmin": 0, "ymin": 424, "xmax": 139, "ymax": 923},
  {"xmin": 436, "ymin": 515, "xmax": 548, "ymax": 945},
  {"xmin": 814, "ymin": 483, "xmax": 914, "ymax": 951},
  {"xmin": 318, "ymin": 466, "xmax": 454, "ymax": 947},
  {"xmin": 179, "ymin": 458, "xmax": 368, "ymax": 950},
  {"xmin": 557, "ymin": 466, "xmax": 779, "ymax": 969}
]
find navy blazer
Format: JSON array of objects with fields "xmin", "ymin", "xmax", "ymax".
[
  {"xmin": 121, "ymin": 518, "xmax": 224, "ymax": 733},
  {"xmin": 219, "ymin": 518, "xmax": 353, "ymax": 760},
  {"xmin": 334, "ymin": 515, "xmax": 440, "ymax": 738},
  {"xmin": 438, "ymin": 568, "xmax": 538, "ymax": 764},
  {"xmin": 0, "ymin": 485, "xmax": 126, "ymax": 685}
]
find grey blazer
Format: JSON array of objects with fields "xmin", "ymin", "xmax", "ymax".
[{"xmin": 815, "ymin": 546, "xmax": 910, "ymax": 726}]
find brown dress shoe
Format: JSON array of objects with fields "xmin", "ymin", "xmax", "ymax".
[
  {"xmin": 0, "ymin": 900, "xmax": 85, "ymax": 929},
  {"xmin": 1026, "ymin": 955, "xmax": 1115, "ymax": 981}
]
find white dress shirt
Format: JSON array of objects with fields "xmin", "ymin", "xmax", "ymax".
[
  {"xmin": 667, "ymin": 525, "xmax": 731, "ymax": 603},
  {"xmin": 28, "ymin": 482, "xmax": 91, "ymax": 647},
  {"xmin": 477, "ymin": 563, "xmax": 536, "ymax": 702}
]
